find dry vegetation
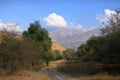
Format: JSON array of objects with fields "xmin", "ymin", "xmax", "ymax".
[{"xmin": 0, "ymin": 70, "xmax": 53, "ymax": 80}]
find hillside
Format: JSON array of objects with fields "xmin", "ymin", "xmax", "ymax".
[{"xmin": 51, "ymin": 42, "xmax": 66, "ymax": 52}]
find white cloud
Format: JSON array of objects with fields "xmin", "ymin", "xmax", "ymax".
[
  {"xmin": 0, "ymin": 20, "xmax": 22, "ymax": 32},
  {"xmin": 104, "ymin": 9, "xmax": 116, "ymax": 17},
  {"xmin": 43, "ymin": 13, "xmax": 86, "ymax": 31},
  {"xmin": 96, "ymin": 9, "xmax": 116, "ymax": 22},
  {"xmin": 69, "ymin": 23, "xmax": 83, "ymax": 29},
  {"xmin": 44, "ymin": 13, "xmax": 67, "ymax": 27},
  {"xmin": 96, "ymin": 14, "xmax": 108, "ymax": 22}
]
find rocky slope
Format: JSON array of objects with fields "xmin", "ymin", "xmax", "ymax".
[{"xmin": 49, "ymin": 27, "xmax": 101, "ymax": 49}]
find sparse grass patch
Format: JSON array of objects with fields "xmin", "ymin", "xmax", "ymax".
[{"xmin": 0, "ymin": 70, "xmax": 53, "ymax": 80}]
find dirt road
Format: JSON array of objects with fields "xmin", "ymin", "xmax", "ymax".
[{"xmin": 39, "ymin": 60, "xmax": 65, "ymax": 80}]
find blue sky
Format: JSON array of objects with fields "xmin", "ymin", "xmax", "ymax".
[{"xmin": 0, "ymin": 0, "xmax": 120, "ymax": 30}]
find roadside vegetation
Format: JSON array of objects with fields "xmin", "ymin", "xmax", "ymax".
[{"xmin": 0, "ymin": 21, "xmax": 53, "ymax": 75}]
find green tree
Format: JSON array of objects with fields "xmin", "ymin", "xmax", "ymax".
[
  {"xmin": 23, "ymin": 21, "xmax": 51, "ymax": 51},
  {"xmin": 75, "ymin": 9, "xmax": 120, "ymax": 63},
  {"xmin": 81, "ymin": 9, "xmax": 120, "ymax": 63},
  {"xmin": 99, "ymin": 9, "xmax": 120, "ymax": 63},
  {"xmin": 41, "ymin": 51, "xmax": 53, "ymax": 66},
  {"xmin": 77, "ymin": 43, "xmax": 88, "ymax": 57},
  {"xmin": 52, "ymin": 50, "xmax": 63, "ymax": 60},
  {"xmin": 22, "ymin": 21, "xmax": 52, "ymax": 66},
  {"xmin": 63, "ymin": 48, "xmax": 77, "ymax": 60},
  {"xmin": 85, "ymin": 36, "xmax": 107, "ymax": 61}
]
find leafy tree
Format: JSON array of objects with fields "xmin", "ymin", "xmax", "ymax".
[
  {"xmin": 23, "ymin": 21, "xmax": 51, "ymax": 51},
  {"xmin": 23, "ymin": 21, "xmax": 52, "ymax": 66},
  {"xmin": 99, "ymin": 9, "xmax": 120, "ymax": 63},
  {"xmin": 52, "ymin": 50, "xmax": 63, "ymax": 60},
  {"xmin": 77, "ymin": 9, "xmax": 120, "ymax": 63},
  {"xmin": 76, "ymin": 9, "xmax": 120, "ymax": 63},
  {"xmin": 63, "ymin": 48, "xmax": 77, "ymax": 60},
  {"xmin": 77, "ymin": 43, "xmax": 88, "ymax": 57},
  {"xmin": 41, "ymin": 51, "xmax": 53, "ymax": 66}
]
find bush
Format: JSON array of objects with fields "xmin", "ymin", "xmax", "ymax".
[
  {"xmin": 0, "ymin": 31, "xmax": 42, "ymax": 74},
  {"xmin": 52, "ymin": 50, "xmax": 63, "ymax": 60}
]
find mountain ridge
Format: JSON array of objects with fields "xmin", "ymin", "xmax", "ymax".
[{"xmin": 49, "ymin": 27, "xmax": 101, "ymax": 49}]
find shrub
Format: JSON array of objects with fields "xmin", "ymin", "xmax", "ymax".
[{"xmin": 0, "ymin": 31, "xmax": 42, "ymax": 74}]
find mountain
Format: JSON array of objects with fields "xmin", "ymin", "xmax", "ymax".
[{"xmin": 49, "ymin": 27, "xmax": 101, "ymax": 49}]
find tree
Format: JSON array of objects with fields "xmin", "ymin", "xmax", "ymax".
[
  {"xmin": 23, "ymin": 21, "xmax": 52, "ymax": 66},
  {"xmin": 23, "ymin": 21, "xmax": 51, "ymax": 51},
  {"xmin": 0, "ymin": 31, "xmax": 41, "ymax": 74},
  {"xmin": 77, "ymin": 43, "xmax": 88, "ymax": 57},
  {"xmin": 99, "ymin": 9, "xmax": 120, "ymax": 63},
  {"xmin": 76, "ymin": 9, "xmax": 120, "ymax": 63},
  {"xmin": 52, "ymin": 50, "xmax": 63, "ymax": 60},
  {"xmin": 86, "ymin": 36, "xmax": 108, "ymax": 61},
  {"xmin": 63, "ymin": 48, "xmax": 77, "ymax": 60},
  {"xmin": 41, "ymin": 51, "xmax": 53, "ymax": 66},
  {"xmin": 101, "ymin": 9, "xmax": 120, "ymax": 36}
]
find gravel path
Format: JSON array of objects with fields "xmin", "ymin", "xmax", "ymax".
[{"xmin": 39, "ymin": 67, "xmax": 65, "ymax": 80}]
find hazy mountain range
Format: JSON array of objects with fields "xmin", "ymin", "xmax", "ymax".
[{"xmin": 49, "ymin": 27, "xmax": 102, "ymax": 49}]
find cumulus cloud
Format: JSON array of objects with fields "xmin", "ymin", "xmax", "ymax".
[
  {"xmin": 0, "ymin": 20, "xmax": 22, "ymax": 32},
  {"xmin": 96, "ymin": 9, "xmax": 116, "ymax": 22},
  {"xmin": 96, "ymin": 14, "xmax": 108, "ymax": 22},
  {"xmin": 104, "ymin": 9, "xmax": 116, "ymax": 17},
  {"xmin": 44, "ymin": 13, "xmax": 67, "ymax": 27},
  {"xmin": 69, "ymin": 22, "xmax": 83, "ymax": 29}
]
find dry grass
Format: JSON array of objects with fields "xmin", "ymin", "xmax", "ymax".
[
  {"xmin": 0, "ymin": 70, "xmax": 53, "ymax": 80},
  {"xmin": 52, "ymin": 42, "xmax": 66, "ymax": 52}
]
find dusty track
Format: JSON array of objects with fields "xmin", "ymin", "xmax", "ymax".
[{"xmin": 39, "ymin": 60, "xmax": 65, "ymax": 80}]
